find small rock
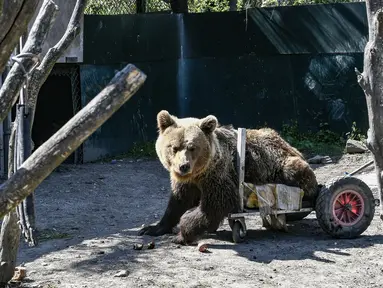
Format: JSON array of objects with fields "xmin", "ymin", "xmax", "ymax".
[
  {"xmin": 133, "ymin": 243, "xmax": 143, "ymax": 250},
  {"xmin": 114, "ymin": 270, "xmax": 129, "ymax": 277},
  {"xmin": 147, "ymin": 241, "xmax": 155, "ymax": 249},
  {"xmin": 11, "ymin": 267, "xmax": 27, "ymax": 282},
  {"xmin": 253, "ymin": 255, "xmax": 257, "ymax": 260},
  {"xmin": 97, "ymin": 251, "xmax": 105, "ymax": 255},
  {"xmin": 198, "ymin": 242, "xmax": 209, "ymax": 253},
  {"xmin": 307, "ymin": 155, "xmax": 332, "ymax": 164},
  {"xmin": 346, "ymin": 139, "xmax": 367, "ymax": 154}
]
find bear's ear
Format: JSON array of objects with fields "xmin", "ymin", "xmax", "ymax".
[
  {"xmin": 157, "ymin": 110, "xmax": 176, "ymax": 133},
  {"xmin": 199, "ymin": 115, "xmax": 218, "ymax": 134}
]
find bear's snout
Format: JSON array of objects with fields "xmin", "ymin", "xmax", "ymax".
[{"xmin": 179, "ymin": 163, "xmax": 191, "ymax": 174}]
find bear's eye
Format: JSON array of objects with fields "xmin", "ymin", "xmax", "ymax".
[
  {"xmin": 172, "ymin": 146, "xmax": 178, "ymax": 154},
  {"xmin": 187, "ymin": 145, "xmax": 195, "ymax": 152}
]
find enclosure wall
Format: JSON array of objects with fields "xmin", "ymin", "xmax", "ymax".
[{"xmin": 80, "ymin": 2, "xmax": 368, "ymax": 162}]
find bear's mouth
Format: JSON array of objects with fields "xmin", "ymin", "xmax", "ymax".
[{"xmin": 172, "ymin": 169, "xmax": 193, "ymax": 181}]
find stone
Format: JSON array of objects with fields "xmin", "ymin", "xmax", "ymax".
[
  {"xmin": 307, "ymin": 155, "xmax": 332, "ymax": 164},
  {"xmin": 346, "ymin": 139, "xmax": 368, "ymax": 154},
  {"xmin": 114, "ymin": 270, "xmax": 129, "ymax": 277}
]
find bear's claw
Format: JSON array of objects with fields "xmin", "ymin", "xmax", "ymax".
[
  {"xmin": 171, "ymin": 233, "xmax": 187, "ymax": 245},
  {"xmin": 138, "ymin": 224, "xmax": 171, "ymax": 236}
]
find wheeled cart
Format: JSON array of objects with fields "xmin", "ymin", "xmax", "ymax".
[{"xmin": 227, "ymin": 128, "xmax": 380, "ymax": 243}]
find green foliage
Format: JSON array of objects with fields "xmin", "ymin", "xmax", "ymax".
[
  {"xmin": 280, "ymin": 120, "xmax": 345, "ymax": 157},
  {"xmin": 85, "ymin": 0, "xmax": 359, "ymax": 14},
  {"xmin": 247, "ymin": 0, "xmax": 356, "ymax": 9},
  {"xmin": 126, "ymin": 141, "xmax": 157, "ymax": 158},
  {"xmin": 346, "ymin": 121, "xmax": 366, "ymax": 142},
  {"xmin": 189, "ymin": 0, "xmax": 231, "ymax": 12},
  {"xmin": 85, "ymin": 0, "xmax": 171, "ymax": 14},
  {"xmin": 85, "ymin": 0, "xmax": 136, "ymax": 14}
]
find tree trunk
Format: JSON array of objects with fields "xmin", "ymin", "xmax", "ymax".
[
  {"xmin": 0, "ymin": 0, "xmax": 40, "ymax": 74},
  {"xmin": 0, "ymin": 115, "xmax": 20, "ymax": 287},
  {"xmin": 0, "ymin": 0, "xmax": 58, "ymax": 124},
  {"xmin": 0, "ymin": 63, "xmax": 146, "ymax": 219},
  {"xmin": 355, "ymin": 0, "xmax": 383, "ymax": 219},
  {"xmin": 168, "ymin": 0, "xmax": 188, "ymax": 13},
  {"xmin": 0, "ymin": 211, "xmax": 20, "ymax": 287}
]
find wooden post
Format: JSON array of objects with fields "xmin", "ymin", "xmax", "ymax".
[{"xmin": 236, "ymin": 128, "xmax": 246, "ymax": 212}]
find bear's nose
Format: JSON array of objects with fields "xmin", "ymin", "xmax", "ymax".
[{"xmin": 179, "ymin": 163, "xmax": 190, "ymax": 174}]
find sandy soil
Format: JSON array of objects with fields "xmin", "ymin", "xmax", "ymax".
[{"xmin": 7, "ymin": 152, "xmax": 383, "ymax": 288}]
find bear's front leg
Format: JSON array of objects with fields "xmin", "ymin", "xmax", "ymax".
[
  {"xmin": 139, "ymin": 182, "xmax": 201, "ymax": 236},
  {"xmin": 172, "ymin": 206, "xmax": 222, "ymax": 245}
]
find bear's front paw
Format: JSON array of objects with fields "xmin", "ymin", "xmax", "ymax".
[
  {"xmin": 171, "ymin": 233, "xmax": 187, "ymax": 245},
  {"xmin": 138, "ymin": 224, "xmax": 171, "ymax": 236}
]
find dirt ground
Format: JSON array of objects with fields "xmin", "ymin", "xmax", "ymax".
[{"xmin": 9, "ymin": 152, "xmax": 383, "ymax": 288}]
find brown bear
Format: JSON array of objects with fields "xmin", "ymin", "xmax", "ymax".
[{"xmin": 139, "ymin": 110, "xmax": 318, "ymax": 245}]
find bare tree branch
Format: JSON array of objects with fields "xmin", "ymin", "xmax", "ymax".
[
  {"xmin": 0, "ymin": 0, "xmax": 59, "ymax": 124},
  {"xmin": 0, "ymin": 64, "xmax": 147, "ymax": 219},
  {"xmin": 29, "ymin": 0, "xmax": 87, "ymax": 128},
  {"xmin": 0, "ymin": 0, "xmax": 40, "ymax": 74}
]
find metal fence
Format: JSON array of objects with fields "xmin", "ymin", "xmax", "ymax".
[
  {"xmin": 84, "ymin": 0, "xmax": 264, "ymax": 14},
  {"xmin": 84, "ymin": 0, "xmax": 171, "ymax": 14}
]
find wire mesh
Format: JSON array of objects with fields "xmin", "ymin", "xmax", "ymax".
[
  {"xmin": 51, "ymin": 66, "xmax": 83, "ymax": 164},
  {"xmin": 85, "ymin": 0, "xmax": 171, "ymax": 14}
]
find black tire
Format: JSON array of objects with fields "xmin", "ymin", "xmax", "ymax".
[
  {"xmin": 315, "ymin": 176, "xmax": 375, "ymax": 239},
  {"xmin": 232, "ymin": 221, "xmax": 246, "ymax": 243},
  {"xmin": 285, "ymin": 211, "xmax": 312, "ymax": 222},
  {"xmin": 228, "ymin": 219, "xmax": 235, "ymax": 230}
]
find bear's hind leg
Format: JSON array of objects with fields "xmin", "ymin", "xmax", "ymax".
[{"xmin": 139, "ymin": 182, "xmax": 201, "ymax": 236}]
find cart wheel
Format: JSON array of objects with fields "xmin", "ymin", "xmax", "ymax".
[
  {"xmin": 232, "ymin": 220, "xmax": 247, "ymax": 243},
  {"xmin": 285, "ymin": 211, "xmax": 312, "ymax": 222},
  {"xmin": 228, "ymin": 219, "xmax": 235, "ymax": 230},
  {"xmin": 315, "ymin": 176, "xmax": 375, "ymax": 239}
]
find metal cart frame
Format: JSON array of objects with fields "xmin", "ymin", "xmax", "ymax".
[{"xmin": 226, "ymin": 128, "xmax": 379, "ymax": 243}]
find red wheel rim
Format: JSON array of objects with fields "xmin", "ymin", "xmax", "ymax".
[{"xmin": 332, "ymin": 190, "xmax": 364, "ymax": 226}]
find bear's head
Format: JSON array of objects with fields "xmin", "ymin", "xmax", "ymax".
[{"xmin": 155, "ymin": 110, "xmax": 218, "ymax": 182}]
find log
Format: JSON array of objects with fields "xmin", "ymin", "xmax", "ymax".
[
  {"xmin": 0, "ymin": 0, "xmax": 40, "ymax": 74},
  {"xmin": 0, "ymin": 64, "xmax": 146, "ymax": 219},
  {"xmin": 0, "ymin": 0, "xmax": 58, "ymax": 124},
  {"xmin": 355, "ymin": 0, "xmax": 383, "ymax": 219}
]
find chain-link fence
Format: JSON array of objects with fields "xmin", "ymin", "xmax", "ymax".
[
  {"xmin": 84, "ymin": 0, "xmax": 253, "ymax": 15},
  {"xmin": 85, "ymin": 0, "xmax": 171, "ymax": 14}
]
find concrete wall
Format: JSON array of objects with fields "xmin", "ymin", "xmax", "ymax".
[{"xmin": 29, "ymin": 0, "xmax": 84, "ymax": 63}]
